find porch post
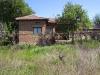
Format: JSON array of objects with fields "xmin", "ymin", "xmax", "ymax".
[
  {"xmin": 42, "ymin": 22, "xmax": 46, "ymax": 34},
  {"xmin": 53, "ymin": 26, "xmax": 55, "ymax": 33}
]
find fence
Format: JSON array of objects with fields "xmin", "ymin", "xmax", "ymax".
[{"xmin": 55, "ymin": 29, "xmax": 100, "ymax": 43}]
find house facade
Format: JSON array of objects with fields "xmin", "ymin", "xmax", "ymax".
[{"xmin": 16, "ymin": 15, "xmax": 57, "ymax": 44}]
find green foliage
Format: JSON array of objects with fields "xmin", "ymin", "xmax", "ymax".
[
  {"xmin": 94, "ymin": 14, "xmax": 100, "ymax": 25},
  {"xmin": 0, "ymin": 0, "xmax": 33, "ymax": 22},
  {"xmin": 77, "ymin": 40, "xmax": 100, "ymax": 49},
  {"xmin": 57, "ymin": 2, "xmax": 92, "ymax": 32},
  {"xmin": 0, "ymin": 0, "xmax": 34, "ymax": 33},
  {"xmin": 0, "ymin": 0, "xmax": 34, "ymax": 45},
  {"xmin": 0, "ymin": 22, "xmax": 13, "ymax": 46},
  {"xmin": 11, "ymin": 44, "xmax": 35, "ymax": 50},
  {"xmin": 13, "ymin": 0, "xmax": 34, "ymax": 17}
]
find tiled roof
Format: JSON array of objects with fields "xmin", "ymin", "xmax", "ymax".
[
  {"xmin": 16, "ymin": 15, "xmax": 56, "ymax": 23},
  {"xmin": 48, "ymin": 18, "xmax": 56, "ymax": 23},
  {"xmin": 94, "ymin": 24, "xmax": 100, "ymax": 29},
  {"xmin": 16, "ymin": 15, "xmax": 47, "ymax": 20}
]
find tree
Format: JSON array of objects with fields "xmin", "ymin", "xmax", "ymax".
[
  {"xmin": 0, "ymin": 0, "xmax": 34, "ymax": 33},
  {"xmin": 94, "ymin": 14, "xmax": 100, "ymax": 28},
  {"xmin": 92, "ymin": 15, "xmax": 100, "ymax": 40},
  {"xmin": 57, "ymin": 2, "xmax": 91, "ymax": 43},
  {"xmin": 0, "ymin": 0, "xmax": 34, "ymax": 45}
]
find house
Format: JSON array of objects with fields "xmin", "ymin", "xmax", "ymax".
[
  {"xmin": 94, "ymin": 24, "xmax": 100, "ymax": 29},
  {"xmin": 16, "ymin": 15, "xmax": 57, "ymax": 44}
]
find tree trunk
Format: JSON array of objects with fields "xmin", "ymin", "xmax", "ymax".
[{"xmin": 72, "ymin": 31, "xmax": 75, "ymax": 44}]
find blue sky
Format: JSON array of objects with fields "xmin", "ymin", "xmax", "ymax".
[{"xmin": 26, "ymin": 0, "xmax": 100, "ymax": 19}]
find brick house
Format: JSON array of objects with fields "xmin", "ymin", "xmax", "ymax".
[{"xmin": 16, "ymin": 15, "xmax": 57, "ymax": 44}]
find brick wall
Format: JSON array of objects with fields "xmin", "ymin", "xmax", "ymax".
[{"xmin": 18, "ymin": 20, "xmax": 46, "ymax": 44}]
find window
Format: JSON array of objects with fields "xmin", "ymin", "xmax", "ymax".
[
  {"xmin": 33, "ymin": 27, "xmax": 42, "ymax": 34},
  {"xmin": 33, "ymin": 22, "xmax": 42, "ymax": 34}
]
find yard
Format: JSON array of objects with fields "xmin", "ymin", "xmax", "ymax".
[{"xmin": 0, "ymin": 40, "xmax": 100, "ymax": 75}]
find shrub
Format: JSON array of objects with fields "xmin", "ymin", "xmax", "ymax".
[
  {"xmin": 90, "ymin": 32, "xmax": 100, "ymax": 41},
  {"xmin": 0, "ymin": 34, "xmax": 12, "ymax": 46},
  {"xmin": 0, "ymin": 23, "xmax": 14, "ymax": 46},
  {"xmin": 36, "ymin": 34, "xmax": 55, "ymax": 46}
]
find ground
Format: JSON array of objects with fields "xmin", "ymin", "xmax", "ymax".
[{"xmin": 0, "ymin": 40, "xmax": 100, "ymax": 75}]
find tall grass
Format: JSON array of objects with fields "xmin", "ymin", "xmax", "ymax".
[{"xmin": 0, "ymin": 40, "xmax": 100, "ymax": 75}]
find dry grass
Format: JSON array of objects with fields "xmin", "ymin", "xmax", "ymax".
[{"xmin": 0, "ymin": 41, "xmax": 100, "ymax": 75}]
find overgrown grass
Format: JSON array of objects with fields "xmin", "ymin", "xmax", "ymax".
[
  {"xmin": 0, "ymin": 40, "xmax": 100, "ymax": 75},
  {"xmin": 76, "ymin": 40, "xmax": 100, "ymax": 50}
]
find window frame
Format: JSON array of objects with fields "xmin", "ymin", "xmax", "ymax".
[
  {"xmin": 33, "ymin": 27, "xmax": 42, "ymax": 34},
  {"xmin": 33, "ymin": 22, "xmax": 42, "ymax": 35}
]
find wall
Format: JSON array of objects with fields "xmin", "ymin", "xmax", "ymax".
[{"xmin": 18, "ymin": 20, "xmax": 46, "ymax": 44}]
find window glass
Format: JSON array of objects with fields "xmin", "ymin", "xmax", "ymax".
[
  {"xmin": 34, "ymin": 28, "xmax": 38, "ymax": 34},
  {"xmin": 33, "ymin": 27, "xmax": 42, "ymax": 34},
  {"xmin": 37, "ymin": 28, "xmax": 42, "ymax": 33},
  {"xmin": 33, "ymin": 22, "xmax": 42, "ymax": 34}
]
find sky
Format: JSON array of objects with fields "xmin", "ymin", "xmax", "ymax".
[{"xmin": 26, "ymin": 0, "xmax": 100, "ymax": 19}]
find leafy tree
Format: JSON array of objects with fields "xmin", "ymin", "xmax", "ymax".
[
  {"xmin": 57, "ymin": 2, "xmax": 91, "ymax": 43},
  {"xmin": 0, "ymin": 0, "xmax": 34, "ymax": 33},
  {"xmin": 0, "ymin": 0, "xmax": 34, "ymax": 45},
  {"xmin": 94, "ymin": 15, "xmax": 100, "ymax": 25},
  {"xmin": 92, "ymin": 15, "xmax": 100, "ymax": 40},
  {"xmin": 57, "ymin": 2, "xmax": 91, "ymax": 32}
]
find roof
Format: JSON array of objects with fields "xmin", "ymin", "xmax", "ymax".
[
  {"xmin": 94, "ymin": 24, "xmax": 100, "ymax": 29},
  {"xmin": 16, "ymin": 15, "xmax": 47, "ymax": 20},
  {"xmin": 16, "ymin": 15, "xmax": 56, "ymax": 23},
  {"xmin": 48, "ymin": 18, "xmax": 56, "ymax": 23}
]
